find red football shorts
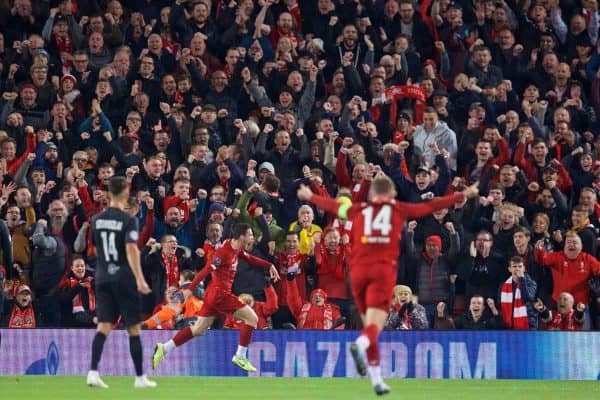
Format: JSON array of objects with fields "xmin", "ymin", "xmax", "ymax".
[
  {"xmin": 350, "ymin": 264, "xmax": 397, "ymax": 315},
  {"xmin": 197, "ymin": 286, "xmax": 246, "ymax": 317}
]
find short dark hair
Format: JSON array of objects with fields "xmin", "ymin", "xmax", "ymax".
[
  {"xmin": 513, "ymin": 226, "xmax": 531, "ymax": 237},
  {"xmin": 231, "ymin": 223, "xmax": 251, "ymax": 239},
  {"xmin": 118, "ymin": 136, "xmax": 134, "ymax": 154},
  {"xmin": 107, "ymin": 176, "xmax": 129, "ymax": 197},
  {"xmin": 263, "ymin": 174, "xmax": 280, "ymax": 193},
  {"xmin": 509, "ymin": 256, "xmax": 525, "ymax": 265}
]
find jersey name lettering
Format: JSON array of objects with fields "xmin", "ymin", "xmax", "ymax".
[{"xmin": 95, "ymin": 219, "xmax": 124, "ymax": 231}]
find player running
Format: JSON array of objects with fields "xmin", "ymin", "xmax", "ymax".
[
  {"xmin": 297, "ymin": 175, "xmax": 478, "ymax": 395},
  {"xmin": 152, "ymin": 223, "xmax": 280, "ymax": 372},
  {"xmin": 87, "ymin": 176, "xmax": 156, "ymax": 389}
]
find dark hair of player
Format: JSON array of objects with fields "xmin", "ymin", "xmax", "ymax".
[
  {"xmin": 231, "ymin": 223, "xmax": 251, "ymax": 239},
  {"xmin": 107, "ymin": 176, "xmax": 129, "ymax": 197}
]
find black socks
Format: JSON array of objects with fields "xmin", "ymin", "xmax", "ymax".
[
  {"xmin": 129, "ymin": 335, "xmax": 144, "ymax": 376},
  {"xmin": 91, "ymin": 332, "xmax": 107, "ymax": 370}
]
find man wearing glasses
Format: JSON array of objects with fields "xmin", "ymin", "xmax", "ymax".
[{"xmin": 465, "ymin": 230, "xmax": 506, "ymax": 300}]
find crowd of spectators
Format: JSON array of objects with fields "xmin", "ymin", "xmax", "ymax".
[{"xmin": 1, "ymin": 0, "xmax": 600, "ymax": 331}]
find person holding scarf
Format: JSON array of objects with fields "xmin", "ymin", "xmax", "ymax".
[
  {"xmin": 498, "ymin": 256, "xmax": 538, "ymax": 330},
  {"xmin": 59, "ymin": 256, "xmax": 96, "ymax": 327},
  {"xmin": 385, "ymin": 285, "xmax": 428, "ymax": 330},
  {"xmin": 286, "ymin": 272, "xmax": 343, "ymax": 330},
  {"xmin": 272, "ymin": 231, "xmax": 315, "ymax": 328}
]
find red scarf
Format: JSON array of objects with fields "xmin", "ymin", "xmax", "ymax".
[
  {"xmin": 9, "ymin": 304, "xmax": 36, "ymax": 328},
  {"xmin": 547, "ymin": 309, "xmax": 583, "ymax": 331},
  {"xmin": 71, "ymin": 276, "xmax": 96, "ymax": 313},
  {"xmin": 174, "ymin": 90, "xmax": 185, "ymax": 106},
  {"xmin": 298, "ymin": 303, "xmax": 335, "ymax": 329},
  {"xmin": 53, "ymin": 33, "xmax": 73, "ymax": 66},
  {"xmin": 500, "ymin": 277, "xmax": 529, "ymax": 330},
  {"xmin": 279, "ymin": 251, "xmax": 304, "ymax": 274},
  {"xmin": 385, "ymin": 85, "xmax": 426, "ymax": 125},
  {"xmin": 161, "ymin": 252, "xmax": 179, "ymax": 287},
  {"xmin": 219, "ymin": 178, "xmax": 229, "ymax": 196}
]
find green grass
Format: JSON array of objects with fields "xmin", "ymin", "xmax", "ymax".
[{"xmin": 0, "ymin": 376, "xmax": 598, "ymax": 400}]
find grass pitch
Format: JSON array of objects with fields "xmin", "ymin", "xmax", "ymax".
[{"xmin": 0, "ymin": 376, "xmax": 598, "ymax": 399}]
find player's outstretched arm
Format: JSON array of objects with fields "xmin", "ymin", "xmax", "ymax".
[
  {"xmin": 240, "ymin": 251, "xmax": 281, "ymax": 281},
  {"xmin": 297, "ymin": 184, "xmax": 347, "ymax": 218},
  {"xmin": 126, "ymin": 243, "xmax": 151, "ymax": 294},
  {"xmin": 188, "ymin": 263, "xmax": 212, "ymax": 291},
  {"xmin": 402, "ymin": 182, "xmax": 479, "ymax": 220}
]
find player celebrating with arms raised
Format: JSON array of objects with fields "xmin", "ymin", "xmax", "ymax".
[
  {"xmin": 87, "ymin": 176, "xmax": 155, "ymax": 389},
  {"xmin": 152, "ymin": 223, "xmax": 280, "ymax": 372},
  {"xmin": 297, "ymin": 175, "xmax": 478, "ymax": 395}
]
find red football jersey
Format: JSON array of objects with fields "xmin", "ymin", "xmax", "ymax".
[
  {"xmin": 189, "ymin": 240, "xmax": 272, "ymax": 293},
  {"xmin": 345, "ymin": 201, "xmax": 402, "ymax": 270},
  {"xmin": 208, "ymin": 240, "xmax": 240, "ymax": 292}
]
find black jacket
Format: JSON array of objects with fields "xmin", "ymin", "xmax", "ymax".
[
  {"xmin": 141, "ymin": 247, "xmax": 193, "ymax": 316},
  {"xmin": 31, "ymin": 224, "xmax": 66, "ymax": 295},
  {"xmin": 454, "ymin": 311, "xmax": 503, "ymax": 330}
]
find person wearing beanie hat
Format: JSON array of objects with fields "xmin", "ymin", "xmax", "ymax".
[
  {"xmin": 208, "ymin": 201, "xmax": 226, "ymax": 216},
  {"xmin": 425, "ymin": 234, "xmax": 443, "ymax": 249},
  {"xmin": 60, "ymin": 74, "xmax": 77, "ymax": 86},
  {"xmin": 404, "ymin": 220, "xmax": 460, "ymax": 327},
  {"xmin": 19, "ymin": 82, "xmax": 38, "ymax": 94},
  {"xmin": 58, "ymin": 73, "xmax": 85, "ymax": 119},
  {"xmin": 285, "ymin": 270, "xmax": 344, "ymax": 329},
  {"xmin": 258, "ymin": 161, "xmax": 275, "ymax": 175}
]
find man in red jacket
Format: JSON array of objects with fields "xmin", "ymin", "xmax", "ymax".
[
  {"xmin": 286, "ymin": 272, "xmax": 343, "ymax": 330},
  {"xmin": 535, "ymin": 232, "xmax": 600, "ymax": 328},
  {"xmin": 314, "ymin": 227, "xmax": 351, "ymax": 319}
]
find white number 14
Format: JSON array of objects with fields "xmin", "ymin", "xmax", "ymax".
[
  {"xmin": 362, "ymin": 205, "xmax": 392, "ymax": 236},
  {"xmin": 100, "ymin": 231, "xmax": 119, "ymax": 262}
]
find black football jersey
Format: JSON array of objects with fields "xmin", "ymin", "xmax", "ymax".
[{"xmin": 92, "ymin": 207, "xmax": 139, "ymax": 284}]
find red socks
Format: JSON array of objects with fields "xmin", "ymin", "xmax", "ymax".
[
  {"xmin": 239, "ymin": 324, "xmax": 255, "ymax": 347},
  {"xmin": 173, "ymin": 326, "xmax": 194, "ymax": 347},
  {"xmin": 362, "ymin": 324, "xmax": 381, "ymax": 366}
]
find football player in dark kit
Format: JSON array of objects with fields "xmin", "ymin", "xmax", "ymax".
[{"xmin": 86, "ymin": 176, "xmax": 156, "ymax": 389}]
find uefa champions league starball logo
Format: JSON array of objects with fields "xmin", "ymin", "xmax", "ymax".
[{"xmin": 25, "ymin": 341, "xmax": 60, "ymax": 375}]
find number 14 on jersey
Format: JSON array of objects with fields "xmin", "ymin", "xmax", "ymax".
[{"xmin": 361, "ymin": 205, "xmax": 392, "ymax": 244}]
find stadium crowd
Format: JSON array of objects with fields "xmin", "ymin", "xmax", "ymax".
[{"xmin": 0, "ymin": 0, "xmax": 600, "ymax": 331}]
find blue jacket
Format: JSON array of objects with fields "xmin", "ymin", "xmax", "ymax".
[
  {"xmin": 497, "ymin": 274, "xmax": 538, "ymax": 330},
  {"xmin": 152, "ymin": 220, "xmax": 194, "ymax": 250}
]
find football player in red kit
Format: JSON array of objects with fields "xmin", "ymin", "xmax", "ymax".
[
  {"xmin": 298, "ymin": 175, "xmax": 478, "ymax": 395},
  {"xmin": 152, "ymin": 223, "xmax": 280, "ymax": 372}
]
